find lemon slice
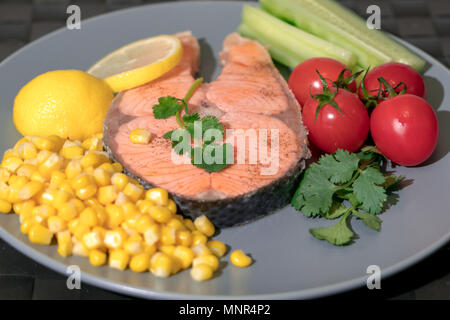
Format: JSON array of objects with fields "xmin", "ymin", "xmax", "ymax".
[{"xmin": 87, "ymin": 35, "xmax": 183, "ymax": 92}]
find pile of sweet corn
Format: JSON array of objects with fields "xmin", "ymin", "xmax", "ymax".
[{"xmin": 0, "ymin": 133, "xmax": 252, "ymax": 281}]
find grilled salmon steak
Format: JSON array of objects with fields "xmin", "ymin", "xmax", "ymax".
[{"xmin": 104, "ymin": 31, "xmax": 309, "ymax": 227}]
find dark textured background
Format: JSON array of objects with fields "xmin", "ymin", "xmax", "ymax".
[{"xmin": 0, "ymin": 0, "xmax": 449, "ymax": 300}]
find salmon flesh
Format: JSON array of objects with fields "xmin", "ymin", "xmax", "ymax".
[{"xmin": 104, "ymin": 31, "xmax": 310, "ymax": 227}]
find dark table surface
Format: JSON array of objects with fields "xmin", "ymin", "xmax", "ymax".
[{"xmin": 0, "ymin": 0, "xmax": 449, "ymax": 300}]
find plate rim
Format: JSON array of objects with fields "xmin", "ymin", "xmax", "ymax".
[{"xmin": 0, "ymin": 0, "xmax": 449, "ymax": 300}]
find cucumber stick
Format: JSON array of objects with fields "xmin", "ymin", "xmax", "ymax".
[
  {"xmin": 239, "ymin": 5, "xmax": 357, "ymax": 68},
  {"xmin": 260, "ymin": 0, "xmax": 426, "ymax": 72}
]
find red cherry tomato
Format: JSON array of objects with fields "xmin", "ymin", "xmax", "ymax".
[
  {"xmin": 370, "ymin": 94, "xmax": 438, "ymax": 166},
  {"xmin": 289, "ymin": 58, "xmax": 356, "ymax": 107},
  {"xmin": 302, "ymin": 89, "xmax": 370, "ymax": 153},
  {"xmin": 359, "ymin": 62, "xmax": 426, "ymax": 101}
]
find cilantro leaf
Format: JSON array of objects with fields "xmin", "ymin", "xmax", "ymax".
[
  {"xmin": 309, "ymin": 213, "xmax": 354, "ymax": 246},
  {"xmin": 292, "ymin": 164, "xmax": 337, "ymax": 217},
  {"xmin": 353, "ymin": 167, "xmax": 386, "ymax": 214},
  {"xmin": 191, "ymin": 143, "xmax": 233, "ymax": 172},
  {"xmin": 323, "ymin": 201, "xmax": 349, "ymax": 220},
  {"xmin": 182, "ymin": 113, "xmax": 200, "ymax": 124},
  {"xmin": 317, "ymin": 149, "xmax": 360, "ymax": 183},
  {"xmin": 153, "ymin": 96, "xmax": 183, "ymax": 119},
  {"xmin": 352, "ymin": 211, "xmax": 382, "ymax": 231}
]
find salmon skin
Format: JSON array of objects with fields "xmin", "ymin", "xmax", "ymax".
[{"xmin": 104, "ymin": 31, "xmax": 310, "ymax": 227}]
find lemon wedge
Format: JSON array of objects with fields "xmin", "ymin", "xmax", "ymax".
[{"xmin": 87, "ymin": 35, "xmax": 183, "ymax": 92}]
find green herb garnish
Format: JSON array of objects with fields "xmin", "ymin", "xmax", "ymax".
[
  {"xmin": 291, "ymin": 148, "xmax": 403, "ymax": 246},
  {"xmin": 153, "ymin": 78, "xmax": 232, "ymax": 172}
]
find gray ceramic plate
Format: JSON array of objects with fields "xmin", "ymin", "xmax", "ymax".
[{"xmin": 0, "ymin": 1, "xmax": 449, "ymax": 300}]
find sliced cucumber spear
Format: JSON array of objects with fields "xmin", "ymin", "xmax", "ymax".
[
  {"xmin": 260, "ymin": 0, "xmax": 426, "ymax": 72},
  {"xmin": 238, "ymin": 5, "xmax": 357, "ymax": 69}
]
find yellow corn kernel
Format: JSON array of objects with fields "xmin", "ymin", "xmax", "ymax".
[
  {"xmin": 84, "ymin": 198, "xmax": 100, "ymax": 207},
  {"xmin": 98, "ymin": 162, "xmax": 114, "ymax": 173},
  {"xmin": 129, "ymin": 128, "xmax": 152, "ymax": 145},
  {"xmin": 36, "ymin": 150, "xmax": 51, "ymax": 165},
  {"xmin": 67, "ymin": 218, "xmax": 80, "ymax": 234},
  {"xmin": 144, "ymin": 244, "xmax": 157, "ymax": 256},
  {"xmin": 82, "ymin": 230, "xmax": 103, "ymax": 250},
  {"xmin": 80, "ymin": 151, "xmax": 108, "ymax": 168},
  {"xmin": 92, "ymin": 205, "xmax": 107, "ymax": 227},
  {"xmin": 82, "ymin": 137, "xmax": 103, "ymax": 151},
  {"xmin": 105, "ymin": 204, "xmax": 124, "ymax": 229},
  {"xmin": 72, "ymin": 240, "xmax": 90, "ymax": 257},
  {"xmin": 192, "ymin": 244, "xmax": 212, "ymax": 257},
  {"xmin": 0, "ymin": 182, "xmax": 9, "ymax": 201},
  {"xmin": 0, "ymin": 199, "xmax": 12, "ymax": 213},
  {"xmin": 49, "ymin": 171, "xmax": 65, "ymax": 189},
  {"xmin": 19, "ymin": 206, "xmax": 33, "ymax": 223},
  {"xmin": 137, "ymin": 199, "xmax": 155, "ymax": 214},
  {"xmin": 71, "ymin": 173, "xmax": 94, "ymax": 190},
  {"xmin": 98, "ymin": 185, "xmax": 118, "ymax": 205},
  {"xmin": 93, "ymin": 133, "xmax": 103, "ymax": 140},
  {"xmin": 59, "ymin": 181, "xmax": 74, "ymax": 196},
  {"xmin": 149, "ymin": 206, "xmax": 172, "ymax": 224},
  {"xmin": 145, "ymin": 188, "xmax": 169, "ymax": 206},
  {"xmin": 51, "ymin": 190, "xmax": 70, "ymax": 210},
  {"xmin": 135, "ymin": 215, "xmax": 154, "ymax": 233},
  {"xmin": 23, "ymin": 158, "xmax": 38, "ymax": 166},
  {"xmin": 17, "ymin": 142, "xmax": 37, "ymax": 160},
  {"xmin": 47, "ymin": 135, "xmax": 65, "ymax": 151},
  {"xmin": 70, "ymin": 198, "xmax": 85, "ymax": 213},
  {"xmin": 150, "ymin": 252, "xmax": 173, "ymax": 277},
  {"xmin": 65, "ymin": 159, "xmax": 82, "ymax": 179},
  {"xmin": 143, "ymin": 224, "xmax": 160, "ymax": 246},
  {"xmin": 123, "ymin": 234, "xmax": 144, "ymax": 255},
  {"xmin": 160, "ymin": 225, "xmax": 177, "ymax": 245},
  {"xmin": 28, "ymin": 224, "xmax": 53, "ymax": 245},
  {"xmin": 40, "ymin": 189, "xmax": 56, "ymax": 206},
  {"xmin": 192, "ymin": 232, "xmax": 208, "ymax": 247},
  {"xmin": 159, "ymin": 244, "xmax": 176, "ymax": 256},
  {"xmin": 129, "ymin": 252, "xmax": 150, "ymax": 273},
  {"xmin": 73, "ymin": 223, "xmax": 90, "ymax": 242},
  {"xmin": 19, "ymin": 181, "xmax": 43, "ymax": 200},
  {"xmin": 184, "ymin": 218, "xmax": 196, "ymax": 232},
  {"xmin": 167, "ymin": 218, "xmax": 185, "ymax": 231},
  {"xmin": 56, "ymin": 231, "xmax": 73, "ymax": 257},
  {"xmin": 193, "ymin": 254, "xmax": 219, "ymax": 272},
  {"xmin": 111, "ymin": 173, "xmax": 129, "ymax": 191},
  {"xmin": 16, "ymin": 164, "xmax": 37, "ymax": 178},
  {"xmin": 10, "ymin": 176, "xmax": 29, "ymax": 190},
  {"xmin": 3, "ymin": 148, "xmax": 18, "ymax": 160},
  {"xmin": 93, "ymin": 167, "xmax": 111, "ymax": 187},
  {"xmin": 173, "ymin": 246, "xmax": 195, "ymax": 269},
  {"xmin": 115, "ymin": 192, "xmax": 128, "ymax": 206},
  {"xmin": 230, "ymin": 250, "xmax": 252, "ymax": 268},
  {"xmin": 76, "ymin": 184, "xmax": 97, "ymax": 200},
  {"xmin": 109, "ymin": 249, "xmax": 129, "ymax": 270},
  {"xmin": 111, "ymin": 162, "xmax": 123, "ymax": 172},
  {"xmin": 79, "ymin": 207, "xmax": 98, "ymax": 227},
  {"xmin": 121, "ymin": 221, "xmax": 137, "ymax": 237},
  {"xmin": 0, "ymin": 168, "xmax": 11, "ymax": 182},
  {"xmin": 207, "ymin": 240, "xmax": 227, "ymax": 258},
  {"xmin": 38, "ymin": 153, "xmax": 63, "ymax": 177},
  {"xmin": 6, "ymin": 188, "xmax": 21, "ymax": 204},
  {"xmin": 13, "ymin": 137, "xmax": 30, "ymax": 152},
  {"xmin": 14, "ymin": 199, "xmax": 35, "ymax": 215},
  {"xmin": 1, "ymin": 157, "xmax": 23, "ymax": 172},
  {"xmin": 60, "ymin": 143, "xmax": 84, "ymax": 159},
  {"xmin": 30, "ymin": 171, "xmax": 47, "ymax": 183},
  {"xmin": 122, "ymin": 202, "xmax": 139, "ymax": 218},
  {"xmin": 194, "ymin": 215, "xmax": 215, "ymax": 237},
  {"xmin": 30, "ymin": 136, "xmax": 55, "ymax": 151},
  {"xmin": 167, "ymin": 199, "xmax": 177, "ymax": 214},
  {"xmin": 190, "ymin": 263, "xmax": 213, "ymax": 282},
  {"xmin": 47, "ymin": 216, "xmax": 67, "ymax": 233},
  {"xmin": 88, "ymin": 249, "xmax": 106, "ymax": 266},
  {"xmin": 122, "ymin": 182, "xmax": 143, "ymax": 202},
  {"xmin": 20, "ymin": 218, "xmax": 34, "ymax": 234},
  {"xmin": 58, "ymin": 202, "xmax": 78, "ymax": 221},
  {"xmin": 176, "ymin": 230, "xmax": 193, "ymax": 247},
  {"xmin": 32, "ymin": 204, "xmax": 56, "ymax": 219},
  {"xmin": 104, "ymin": 228, "xmax": 127, "ymax": 249}
]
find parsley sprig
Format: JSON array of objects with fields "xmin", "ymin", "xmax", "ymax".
[
  {"xmin": 291, "ymin": 148, "xmax": 403, "ymax": 246},
  {"xmin": 152, "ymin": 78, "xmax": 232, "ymax": 172}
]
